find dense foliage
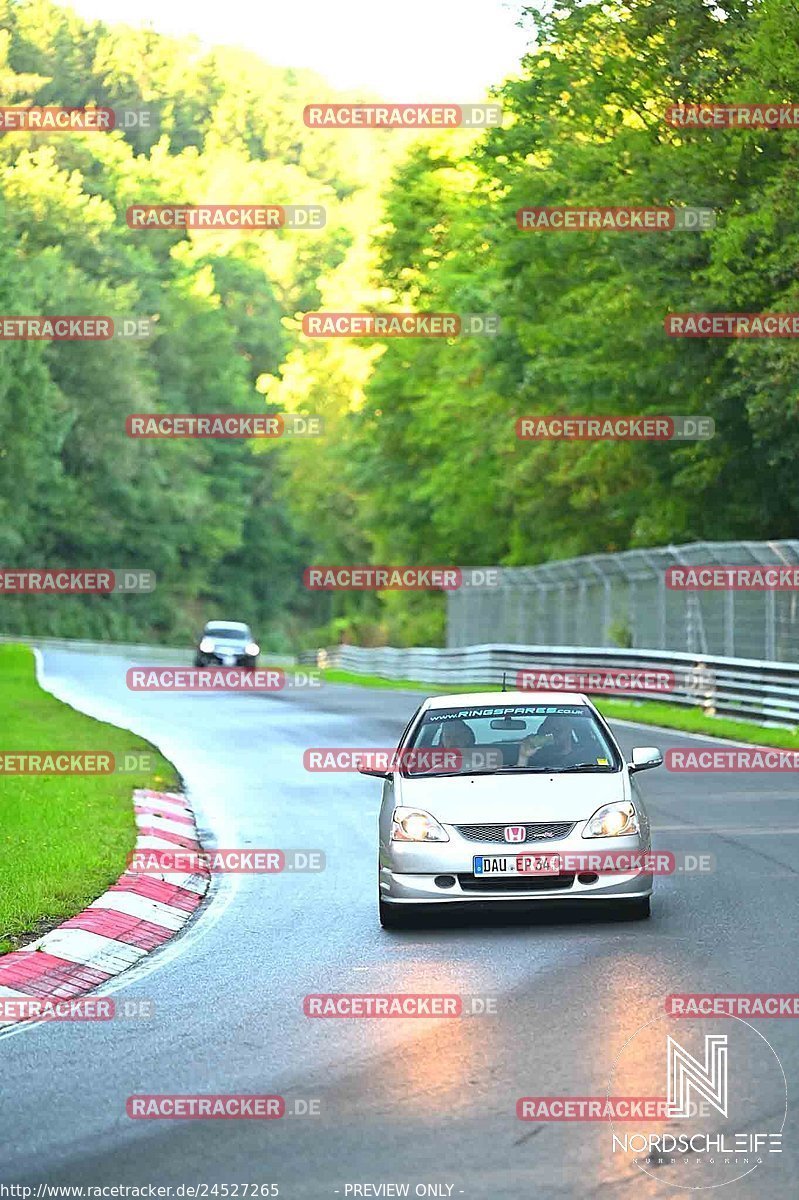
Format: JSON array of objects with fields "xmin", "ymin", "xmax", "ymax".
[
  {"xmin": 0, "ymin": 0, "xmax": 389, "ymax": 646},
  {"xmin": 1, "ymin": 0, "xmax": 798, "ymax": 647}
]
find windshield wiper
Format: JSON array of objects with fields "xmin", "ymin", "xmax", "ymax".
[
  {"xmin": 548, "ymin": 762, "xmax": 614, "ymax": 773},
  {"xmin": 405, "ymin": 766, "xmax": 540, "ymax": 778},
  {"xmin": 421, "ymin": 766, "xmax": 563, "ymax": 775},
  {"xmin": 404, "ymin": 763, "xmax": 612, "ymax": 778},
  {"xmin": 404, "ymin": 768, "xmax": 504, "ymax": 778},
  {"xmin": 492, "ymin": 766, "xmax": 559, "ymax": 774}
]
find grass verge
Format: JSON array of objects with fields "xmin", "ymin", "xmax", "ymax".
[
  {"xmin": 0, "ymin": 644, "xmax": 178, "ymax": 955},
  {"xmin": 310, "ymin": 667, "xmax": 799, "ymax": 749}
]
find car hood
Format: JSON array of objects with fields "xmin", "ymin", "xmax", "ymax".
[{"xmin": 395, "ymin": 770, "xmax": 630, "ymax": 824}]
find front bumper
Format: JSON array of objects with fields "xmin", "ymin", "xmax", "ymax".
[
  {"xmin": 196, "ymin": 653, "xmax": 257, "ymax": 668},
  {"xmin": 379, "ymin": 833, "xmax": 652, "ymax": 905}
]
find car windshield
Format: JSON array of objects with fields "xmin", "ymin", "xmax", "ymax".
[
  {"xmin": 205, "ymin": 625, "xmax": 250, "ymax": 641},
  {"xmin": 400, "ymin": 703, "xmax": 620, "ymax": 776}
]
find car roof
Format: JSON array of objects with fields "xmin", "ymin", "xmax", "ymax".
[
  {"xmin": 422, "ymin": 690, "xmax": 590, "ymax": 708},
  {"xmin": 204, "ymin": 620, "xmax": 250, "ymax": 630}
]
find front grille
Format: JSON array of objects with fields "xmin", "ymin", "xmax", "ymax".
[
  {"xmin": 454, "ymin": 822, "xmax": 575, "ymax": 844},
  {"xmin": 457, "ymin": 873, "xmax": 576, "ymax": 893}
]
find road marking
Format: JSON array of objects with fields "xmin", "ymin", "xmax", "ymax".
[
  {"xmin": 89, "ymin": 891, "xmax": 190, "ymax": 930},
  {"xmin": 653, "ymin": 825, "xmax": 799, "ymax": 834},
  {"xmin": 0, "ymin": 654, "xmax": 239, "ymax": 1043},
  {"xmin": 135, "ymin": 834, "xmax": 197, "ymax": 851},
  {"xmin": 24, "ymin": 928, "xmax": 148, "ymax": 970},
  {"xmin": 610, "ymin": 715, "xmax": 795, "ymax": 749},
  {"xmin": 135, "ymin": 788, "xmax": 194, "ymax": 811},
  {"xmin": 135, "ymin": 812, "xmax": 196, "ymax": 838}
]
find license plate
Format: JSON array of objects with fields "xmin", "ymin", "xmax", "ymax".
[
  {"xmin": 221, "ymin": 654, "xmax": 236, "ymax": 665},
  {"xmin": 473, "ymin": 854, "xmax": 562, "ymax": 876}
]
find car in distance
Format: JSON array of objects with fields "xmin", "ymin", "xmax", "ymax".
[
  {"xmin": 362, "ymin": 691, "xmax": 662, "ymax": 928},
  {"xmin": 194, "ymin": 620, "xmax": 260, "ymax": 669}
]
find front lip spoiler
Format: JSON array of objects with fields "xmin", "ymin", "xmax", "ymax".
[
  {"xmin": 379, "ymin": 858, "xmax": 653, "ymax": 903},
  {"xmin": 380, "ymin": 890, "xmax": 652, "ymax": 906}
]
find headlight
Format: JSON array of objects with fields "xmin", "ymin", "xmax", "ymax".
[
  {"xmin": 390, "ymin": 806, "xmax": 449, "ymax": 843},
  {"xmin": 199, "ymin": 637, "xmax": 214, "ymax": 653},
  {"xmin": 245, "ymin": 642, "xmax": 260, "ymax": 656},
  {"xmin": 583, "ymin": 801, "xmax": 639, "ymax": 838}
]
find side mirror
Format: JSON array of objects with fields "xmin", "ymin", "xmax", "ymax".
[
  {"xmin": 629, "ymin": 746, "xmax": 662, "ymax": 773},
  {"xmin": 357, "ymin": 764, "xmax": 391, "ymax": 780}
]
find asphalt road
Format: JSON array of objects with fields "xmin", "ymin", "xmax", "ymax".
[{"xmin": 1, "ymin": 648, "xmax": 797, "ymax": 1198}]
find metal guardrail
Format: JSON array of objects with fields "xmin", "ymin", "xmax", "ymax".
[
  {"xmin": 0, "ymin": 635, "xmax": 187, "ymax": 662},
  {"xmin": 303, "ymin": 643, "xmax": 799, "ymax": 728},
  {"xmin": 6, "ymin": 634, "xmax": 795, "ymax": 727}
]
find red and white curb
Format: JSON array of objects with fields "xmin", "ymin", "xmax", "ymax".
[{"xmin": 0, "ymin": 789, "xmax": 209, "ymax": 1024}]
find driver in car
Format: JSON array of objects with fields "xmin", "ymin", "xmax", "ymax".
[
  {"xmin": 438, "ymin": 718, "xmax": 477, "ymax": 771},
  {"xmin": 516, "ymin": 714, "xmax": 581, "ymax": 770},
  {"xmin": 439, "ymin": 719, "xmax": 476, "ymax": 748}
]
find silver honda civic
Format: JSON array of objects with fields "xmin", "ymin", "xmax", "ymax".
[{"xmin": 362, "ymin": 691, "xmax": 662, "ymax": 928}]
